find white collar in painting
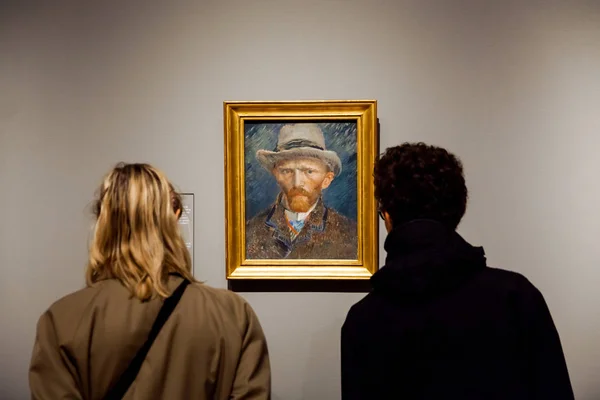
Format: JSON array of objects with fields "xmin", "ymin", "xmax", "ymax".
[{"xmin": 284, "ymin": 201, "xmax": 317, "ymax": 222}]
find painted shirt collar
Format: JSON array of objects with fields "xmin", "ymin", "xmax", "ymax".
[{"xmin": 283, "ymin": 200, "xmax": 318, "ymax": 222}]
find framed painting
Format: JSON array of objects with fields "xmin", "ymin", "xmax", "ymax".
[{"xmin": 224, "ymin": 100, "xmax": 378, "ymax": 279}]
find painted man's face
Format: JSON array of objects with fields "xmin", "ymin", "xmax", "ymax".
[{"xmin": 272, "ymin": 157, "xmax": 335, "ymax": 212}]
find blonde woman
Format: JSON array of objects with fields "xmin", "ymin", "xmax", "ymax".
[{"xmin": 29, "ymin": 163, "xmax": 271, "ymax": 400}]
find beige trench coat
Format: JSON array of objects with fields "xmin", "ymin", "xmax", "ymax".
[{"xmin": 29, "ymin": 275, "xmax": 271, "ymax": 399}]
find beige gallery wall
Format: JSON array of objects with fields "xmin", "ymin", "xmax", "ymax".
[{"xmin": 1, "ymin": 0, "xmax": 599, "ymax": 398}]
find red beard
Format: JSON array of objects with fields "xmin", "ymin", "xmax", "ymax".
[{"xmin": 285, "ymin": 188, "xmax": 319, "ymax": 212}]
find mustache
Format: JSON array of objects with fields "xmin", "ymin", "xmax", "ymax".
[{"xmin": 287, "ymin": 187, "xmax": 310, "ymax": 197}]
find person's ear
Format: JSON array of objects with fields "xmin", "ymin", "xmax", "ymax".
[
  {"xmin": 383, "ymin": 211, "xmax": 393, "ymax": 233},
  {"xmin": 321, "ymin": 171, "xmax": 335, "ymax": 189}
]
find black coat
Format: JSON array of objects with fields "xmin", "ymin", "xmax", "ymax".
[{"xmin": 341, "ymin": 219, "xmax": 574, "ymax": 400}]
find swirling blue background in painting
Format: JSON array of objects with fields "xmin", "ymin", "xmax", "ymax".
[{"xmin": 244, "ymin": 121, "xmax": 357, "ymax": 221}]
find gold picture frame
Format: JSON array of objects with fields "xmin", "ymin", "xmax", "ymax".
[{"xmin": 224, "ymin": 100, "xmax": 378, "ymax": 280}]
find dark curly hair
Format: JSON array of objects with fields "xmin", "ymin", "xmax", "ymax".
[{"xmin": 374, "ymin": 142, "xmax": 468, "ymax": 229}]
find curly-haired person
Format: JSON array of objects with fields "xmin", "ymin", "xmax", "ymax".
[{"xmin": 341, "ymin": 143, "xmax": 574, "ymax": 400}]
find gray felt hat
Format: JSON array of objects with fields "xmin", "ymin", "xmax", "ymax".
[{"xmin": 256, "ymin": 123, "xmax": 342, "ymax": 176}]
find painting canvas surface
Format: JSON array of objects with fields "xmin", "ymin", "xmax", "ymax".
[{"xmin": 244, "ymin": 121, "xmax": 358, "ymax": 260}]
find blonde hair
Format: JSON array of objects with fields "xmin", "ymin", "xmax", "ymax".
[{"xmin": 87, "ymin": 162, "xmax": 194, "ymax": 301}]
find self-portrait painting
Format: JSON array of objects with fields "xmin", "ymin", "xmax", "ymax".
[
  {"xmin": 245, "ymin": 122, "xmax": 358, "ymax": 260},
  {"xmin": 224, "ymin": 101, "xmax": 378, "ymax": 280}
]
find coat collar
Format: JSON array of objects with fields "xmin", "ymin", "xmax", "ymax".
[
  {"xmin": 371, "ymin": 219, "xmax": 487, "ymax": 299},
  {"xmin": 264, "ymin": 194, "xmax": 328, "ymax": 248}
]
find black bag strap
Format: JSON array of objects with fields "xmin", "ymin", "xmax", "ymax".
[{"xmin": 104, "ymin": 279, "xmax": 190, "ymax": 400}]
